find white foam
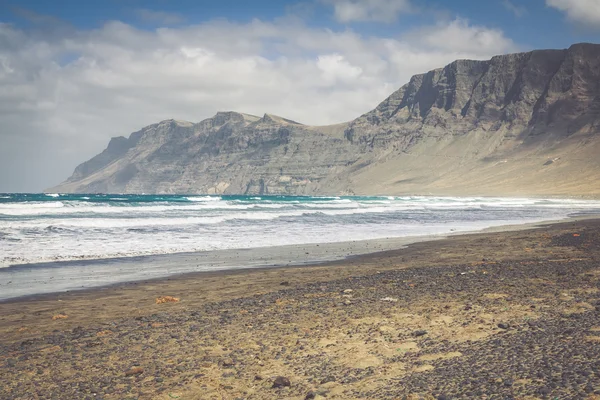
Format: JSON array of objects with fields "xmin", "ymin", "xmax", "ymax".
[
  {"xmin": 186, "ymin": 196, "xmax": 222, "ymax": 202},
  {"xmin": 2, "ymin": 196, "xmax": 600, "ymax": 268}
]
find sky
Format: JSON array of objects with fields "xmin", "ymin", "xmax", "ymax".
[{"xmin": 0, "ymin": 0, "xmax": 599, "ymax": 192}]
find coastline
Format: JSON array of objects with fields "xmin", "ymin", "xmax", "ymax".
[
  {"xmin": 0, "ymin": 215, "xmax": 595, "ymax": 331},
  {"xmin": 2, "ymin": 218, "xmax": 600, "ymax": 398},
  {"xmin": 2, "ymin": 213, "xmax": 596, "ymax": 302}
]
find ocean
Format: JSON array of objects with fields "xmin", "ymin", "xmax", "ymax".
[{"xmin": 1, "ymin": 193, "xmax": 600, "ymax": 300}]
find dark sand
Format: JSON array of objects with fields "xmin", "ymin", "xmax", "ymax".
[{"xmin": 2, "ymin": 219, "xmax": 600, "ymax": 399}]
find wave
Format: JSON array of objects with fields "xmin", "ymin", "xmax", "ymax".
[
  {"xmin": 0, "ymin": 202, "xmax": 294, "ymax": 216},
  {"xmin": 0, "ymin": 201, "xmax": 65, "ymax": 210},
  {"xmin": 2, "ymin": 210, "xmax": 321, "ymax": 229},
  {"xmin": 45, "ymin": 193, "xmax": 60, "ymax": 198},
  {"xmin": 4, "ymin": 194, "xmax": 600, "ymax": 270},
  {"xmin": 186, "ymin": 196, "xmax": 222, "ymax": 202},
  {"xmin": 2, "ymin": 196, "xmax": 600, "ymax": 218}
]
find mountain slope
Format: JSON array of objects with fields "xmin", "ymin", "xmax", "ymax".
[{"xmin": 50, "ymin": 43, "xmax": 600, "ymax": 196}]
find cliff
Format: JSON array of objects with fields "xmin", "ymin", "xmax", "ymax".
[{"xmin": 49, "ymin": 43, "xmax": 600, "ymax": 196}]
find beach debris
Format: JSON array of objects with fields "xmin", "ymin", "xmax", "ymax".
[
  {"xmin": 413, "ymin": 330, "xmax": 428, "ymax": 337},
  {"xmin": 156, "ymin": 296, "xmax": 180, "ymax": 304},
  {"xmin": 51, "ymin": 314, "xmax": 68, "ymax": 320},
  {"xmin": 272, "ymin": 376, "xmax": 291, "ymax": 388},
  {"xmin": 96, "ymin": 330, "xmax": 113, "ymax": 337},
  {"xmin": 124, "ymin": 366, "xmax": 144, "ymax": 376},
  {"xmin": 342, "ymin": 289, "xmax": 353, "ymax": 294},
  {"xmin": 280, "ymin": 281, "xmax": 290, "ymax": 286},
  {"xmin": 573, "ymin": 233, "xmax": 580, "ymax": 237},
  {"xmin": 380, "ymin": 297, "xmax": 398, "ymax": 302}
]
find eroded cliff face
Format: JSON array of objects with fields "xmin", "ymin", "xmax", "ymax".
[
  {"xmin": 345, "ymin": 44, "xmax": 599, "ymax": 149},
  {"xmin": 50, "ymin": 43, "xmax": 600, "ymax": 196},
  {"xmin": 51, "ymin": 112, "xmax": 361, "ymax": 194}
]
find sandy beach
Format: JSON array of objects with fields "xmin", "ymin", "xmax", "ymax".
[{"xmin": 2, "ymin": 218, "xmax": 600, "ymax": 399}]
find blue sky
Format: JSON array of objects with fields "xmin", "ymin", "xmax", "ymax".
[
  {"xmin": 0, "ymin": 0, "xmax": 599, "ymax": 192},
  {"xmin": 3, "ymin": 0, "xmax": 598, "ymax": 49}
]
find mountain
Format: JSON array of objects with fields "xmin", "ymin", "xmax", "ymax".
[{"xmin": 49, "ymin": 43, "xmax": 600, "ymax": 197}]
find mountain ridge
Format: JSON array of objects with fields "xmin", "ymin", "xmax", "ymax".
[{"xmin": 49, "ymin": 43, "xmax": 600, "ymax": 197}]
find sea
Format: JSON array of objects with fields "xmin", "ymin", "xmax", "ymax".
[{"xmin": 1, "ymin": 193, "xmax": 600, "ymax": 300}]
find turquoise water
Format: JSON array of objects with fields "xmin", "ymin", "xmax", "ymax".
[{"xmin": 2, "ymin": 193, "xmax": 600, "ymax": 268}]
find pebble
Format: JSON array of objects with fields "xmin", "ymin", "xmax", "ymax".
[
  {"xmin": 305, "ymin": 390, "xmax": 316, "ymax": 399},
  {"xmin": 124, "ymin": 367, "xmax": 144, "ymax": 377},
  {"xmin": 272, "ymin": 376, "xmax": 291, "ymax": 388}
]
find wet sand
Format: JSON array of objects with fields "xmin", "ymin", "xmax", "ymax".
[
  {"xmin": 0, "ymin": 235, "xmax": 445, "ymax": 301},
  {"xmin": 2, "ymin": 219, "xmax": 600, "ymax": 399}
]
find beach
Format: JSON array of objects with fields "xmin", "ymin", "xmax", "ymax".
[{"xmin": 2, "ymin": 218, "xmax": 600, "ymax": 399}]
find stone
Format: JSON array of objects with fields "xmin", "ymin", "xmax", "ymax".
[
  {"xmin": 413, "ymin": 330, "xmax": 428, "ymax": 337},
  {"xmin": 124, "ymin": 367, "xmax": 144, "ymax": 377},
  {"xmin": 272, "ymin": 376, "xmax": 291, "ymax": 388},
  {"xmin": 221, "ymin": 358, "xmax": 235, "ymax": 367},
  {"xmin": 305, "ymin": 391, "xmax": 316, "ymax": 399}
]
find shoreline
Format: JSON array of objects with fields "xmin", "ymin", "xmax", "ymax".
[
  {"xmin": 0, "ymin": 215, "xmax": 595, "ymax": 316},
  {"xmin": 2, "ymin": 218, "xmax": 600, "ymax": 398},
  {"xmin": 1, "ymin": 213, "xmax": 594, "ymax": 302}
]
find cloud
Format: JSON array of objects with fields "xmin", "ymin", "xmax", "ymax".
[
  {"xmin": 546, "ymin": 0, "xmax": 600, "ymax": 27},
  {"xmin": 0, "ymin": 17, "xmax": 517, "ymax": 191},
  {"xmin": 502, "ymin": 0, "xmax": 527, "ymax": 17},
  {"xmin": 323, "ymin": 0, "xmax": 413, "ymax": 23},
  {"xmin": 409, "ymin": 18, "xmax": 516, "ymax": 54},
  {"xmin": 317, "ymin": 53, "xmax": 363, "ymax": 84},
  {"xmin": 134, "ymin": 9, "xmax": 185, "ymax": 25}
]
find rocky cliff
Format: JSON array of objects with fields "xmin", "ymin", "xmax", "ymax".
[{"xmin": 50, "ymin": 43, "xmax": 600, "ymax": 196}]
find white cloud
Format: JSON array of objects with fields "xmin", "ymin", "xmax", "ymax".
[
  {"xmin": 324, "ymin": 0, "xmax": 413, "ymax": 23},
  {"xmin": 546, "ymin": 0, "xmax": 600, "ymax": 27},
  {"xmin": 0, "ymin": 18, "xmax": 517, "ymax": 191},
  {"xmin": 502, "ymin": 0, "xmax": 527, "ymax": 17},
  {"xmin": 412, "ymin": 18, "xmax": 516, "ymax": 55},
  {"xmin": 317, "ymin": 53, "xmax": 363, "ymax": 84}
]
